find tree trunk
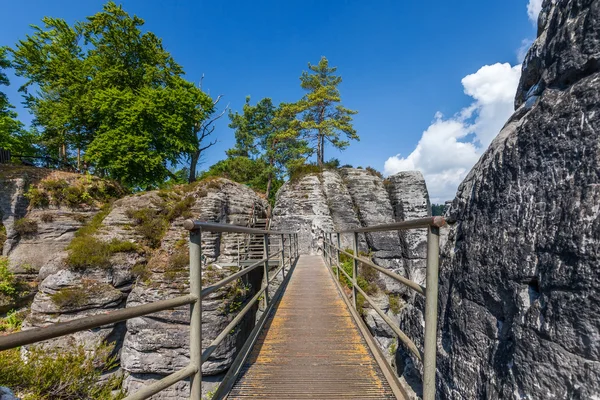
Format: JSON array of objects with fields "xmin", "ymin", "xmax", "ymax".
[
  {"xmin": 62, "ymin": 143, "xmax": 67, "ymax": 162},
  {"xmin": 77, "ymin": 148, "xmax": 81, "ymax": 171},
  {"xmin": 189, "ymin": 150, "xmax": 200, "ymax": 183},
  {"xmin": 317, "ymin": 131, "xmax": 323, "ymax": 167},
  {"xmin": 266, "ymin": 173, "xmax": 273, "ymax": 201},
  {"xmin": 320, "ymin": 134, "xmax": 325, "ymax": 166}
]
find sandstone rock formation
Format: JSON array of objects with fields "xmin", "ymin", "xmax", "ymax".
[
  {"xmin": 271, "ymin": 167, "xmax": 431, "ymax": 383},
  {"xmin": 0, "ymin": 170, "xmax": 268, "ymax": 398},
  {"xmin": 437, "ymin": 1, "xmax": 600, "ymax": 398}
]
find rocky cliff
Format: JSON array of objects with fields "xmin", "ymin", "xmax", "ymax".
[
  {"xmin": 271, "ymin": 167, "xmax": 431, "ymax": 383},
  {"xmin": 437, "ymin": 0, "xmax": 600, "ymax": 398},
  {"xmin": 0, "ymin": 167, "xmax": 268, "ymax": 398}
]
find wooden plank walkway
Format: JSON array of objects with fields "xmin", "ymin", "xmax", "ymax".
[{"xmin": 227, "ymin": 255, "xmax": 398, "ymax": 399}]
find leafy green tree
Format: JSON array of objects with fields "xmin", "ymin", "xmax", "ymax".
[
  {"xmin": 199, "ymin": 156, "xmax": 283, "ymax": 204},
  {"xmin": 11, "ymin": 2, "xmax": 213, "ymax": 188},
  {"xmin": 287, "ymin": 56, "xmax": 358, "ymax": 167},
  {"xmin": 228, "ymin": 97, "xmax": 310, "ymax": 199},
  {"xmin": 0, "ymin": 47, "xmax": 36, "ymax": 155}
]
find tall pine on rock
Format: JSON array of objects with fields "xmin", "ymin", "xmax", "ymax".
[{"xmin": 288, "ymin": 57, "xmax": 358, "ymax": 167}]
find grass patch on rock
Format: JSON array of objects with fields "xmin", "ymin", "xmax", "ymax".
[
  {"xmin": 0, "ymin": 343, "xmax": 124, "ymax": 399},
  {"xmin": 14, "ymin": 218, "xmax": 38, "ymax": 237}
]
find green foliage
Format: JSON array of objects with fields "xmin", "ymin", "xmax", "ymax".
[
  {"xmin": 288, "ymin": 163, "xmax": 322, "ymax": 182},
  {"xmin": 126, "ymin": 193, "xmax": 194, "ymax": 248},
  {"xmin": 200, "ymin": 157, "xmax": 283, "ymax": 204},
  {"xmin": 50, "ymin": 287, "xmax": 89, "ymax": 308},
  {"xmin": 365, "ymin": 166, "xmax": 383, "ymax": 179},
  {"xmin": 11, "ymin": 2, "xmax": 213, "ymax": 188},
  {"xmin": 0, "ymin": 46, "xmax": 38, "ymax": 156},
  {"xmin": 0, "ymin": 223, "xmax": 6, "ymax": 252},
  {"xmin": 389, "ymin": 338, "xmax": 398, "ymax": 356},
  {"xmin": 0, "ymin": 309, "xmax": 25, "ymax": 333},
  {"xmin": 388, "ymin": 294, "xmax": 403, "ymax": 314},
  {"xmin": 0, "ymin": 344, "xmax": 124, "ymax": 399},
  {"xmin": 227, "ymin": 97, "xmax": 311, "ymax": 200},
  {"xmin": 66, "ymin": 236, "xmax": 137, "ymax": 270},
  {"xmin": 25, "ymin": 188, "xmax": 50, "ymax": 208},
  {"xmin": 431, "ymin": 203, "xmax": 448, "ymax": 216},
  {"xmin": 14, "ymin": 217, "xmax": 38, "ymax": 236},
  {"xmin": 0, "ymin": 257, "xmax": 19, "ymax": 297},
  {"xmin": 285, "ymin": 57, "xmax": 358, "ymax": 166},
  {"xmin": 27, "ymin": 177, "xmax": 125, "ymax": 209},
  {"xmin": 40, "ymin": 213, "xmax": 54, "ymax": 223}
]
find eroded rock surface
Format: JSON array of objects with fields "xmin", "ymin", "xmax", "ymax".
[{"xmin": 437, "ymin": 1, "xmax": 600, "ymax": 398}]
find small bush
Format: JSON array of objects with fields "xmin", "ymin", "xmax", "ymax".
[
  {"xmin": 40, "ymin": 213, "xmax": 55, "ymax": 223},
  {"xmin": 67, "ymin": 236, "xmax": 111, "ymax": 269},
  {"xmin": 0, "ymin": 309, "xmax": 25, "ymax": 333},
  {"xmin": 73, "ymin": 213, "xmax": 88, "ymax": 223},
  {"xmin": 289, "ymin": 163, "xmax": 322, "ymax": 182},
  {"xmin": 365, "ymin": 166, "xmax": 383, "ymax": 179},
  {"xmin": 166, "ymin": 196, "xmax": 195, "ymax": 221},
  {"xmin": 14, "ymin": 217, "xmax": 38, "ymax": 237},
  {"xmin": 107, "ymin": 239, "xmax": 138, "ymax": 253},
  {"xmin": 0, "ymin": 343, "xmax": 124, "ymax": 399},
  {"xmin": 26, "ymin": 188, "xmax": 50, "ymax": 208},
  {"xmin": 0, "ymin": 224, "xmax": 6, "ymax": 252},
  {"xmin": 340, "ymin": 164, "xmax": 353, "ymax": 168},
  {"xmin": 0, "ymin": 257, "xmax": 19, "ymax": 297},
  {"xmin": 126, "ymin": 208, "xmax": 168, "ymax": 248},
  {"xmin": 388, "ymin": 294, "xmax": 403, "ymax": 314},
  {"xmin": 132, "ymin": 262, "xmax": 151, "ymax": 282},
  {"xmin": 51, "ymin": 287, "xmax": 89, "ymax": 308},
  {"xmin": 67, "ymin": 236, "xmax": 137, "ymax": 270}
]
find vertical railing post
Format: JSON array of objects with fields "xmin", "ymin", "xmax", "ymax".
[
  {"xmin": 189, "ymin": 228, "xmax": 202, "ymax": 399},
  {"xmin": 296, "ymin": 233, "xmax": 299, "ymax": 258},
  {"xmin": 263, "ymin": 233, "xmax": 270, "ymax": 307},
  {"xmin": 352, "ymin": 231, "xmax": 358, "ymax": 310},
  {"xmin": 423, "ymin": 225, "xmax": 440, "ymax": 400},
  {"xmin": 280, "ymin": 233, "xmax": 286, "ymax": 279},
  {"xmin": 336, "ymin": 232, "xmax": 341, "ymax": 280},
  {"xmin": 288, "ymin": 233, "xmax": 293, "ymax": 267}
]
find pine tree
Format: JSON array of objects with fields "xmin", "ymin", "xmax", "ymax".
[{"xmin": 288, "ymin": 57, "xmax": 358, "ymax": 166}]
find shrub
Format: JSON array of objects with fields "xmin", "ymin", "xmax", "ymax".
[
  {"xmin": 0, "ymin": 257, "xmax": 19, "ymax": 297},
  {"xmin": 51, "ymin": 287, "xmax": 89, "ymax": 309},
  {"xmin": 126, "ymin": 207, "xmax": 168, "ymax": 248},
  {"xmin": 388, "ymin": 294, "xmax": 403, "ymax": 314},
  {"xmin": 14, "ymin": 218, "xmax": 38, "ymax": 236},
  {"xmin": 66, "ymin": 236, "xmax": 111, "ymax": 269},
  {"xmin": 0, "ymin": 309, "xmax": 25, "ymax": 333},
  {"xmin": 365, "ymin": 166, "xmax": 383, "ymax": 179},
  {"xmin": 289, "ymin": 163, "xmax": 322, "ymax": 182},
  {"xmin": 0, "ymin": 224, "xmax": 6, "ymax": 251},
  {"xmin": 0, "ymin": 343, "xmax": 124, "ymax": 399},
  {"xmin": 165, "ymin": 247, "xmax": 189, "ymax": 280},
  {"xmin": 26, "ymin": 188, "xmax": 50, "ymax": 208},
  {"xmin": 40, "ymin": 213, "xmax": 55, "ymax": 223},
  {"xmin": 67, "ymin": 236, "xmax": 137, "ymax": 270},
  {"xmin": 73, "ymin": 213, "xmax": 88, "ymax": 223}
]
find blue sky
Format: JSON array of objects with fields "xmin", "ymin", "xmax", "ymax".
[{"xmin": 0, "ymin": 0, "xmax": 540, "ymax": 201}]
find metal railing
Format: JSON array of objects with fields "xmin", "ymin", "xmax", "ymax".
[
  {"xmin": 0, "ymin": 220, "xmax": 299, "ymax": 400},
  {"xmin": 321, "ymin": 216, "xmax": 445, "ymax": 400}
]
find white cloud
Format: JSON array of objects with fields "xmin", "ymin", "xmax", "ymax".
[
  {"xmin": 384, "ymin": 63, "xmax": 521, "ymax": 203},
  {"xmin": 527, "ymin": 0, "xmax": 543, "ymax": 23},
  {"xmin": 517, "ymin": 38, "xmax": 534, "ymax": 63}
]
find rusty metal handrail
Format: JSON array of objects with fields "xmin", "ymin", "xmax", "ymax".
[
  {"xmin": 0, "ymin": 220, "xmax": 300, "ymax": 400},
  {"xmin": 321, "ymin": 217, "xmax": 443, "ymax": 400}
]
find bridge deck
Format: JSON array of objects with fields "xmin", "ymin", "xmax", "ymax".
[{"xmin": 227, "ymin": 255, "xmax": 398, "ymax": 399}]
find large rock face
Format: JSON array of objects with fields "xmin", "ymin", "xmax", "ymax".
[
  {"xmin": 272, "ymin": 167, "xmax": 431, "ymax": 384},
  {"xmin": 437, "ymin": 1, "xmax": 600, "ymax": 398},
  {"xmin": 1, "ymin": 171, "xmax": 267, "ymax": 399}
]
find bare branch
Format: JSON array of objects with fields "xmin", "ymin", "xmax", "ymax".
[
  {"xmin": 213, "ymin": 94, "xmax": 224, "ymax": 107},
  {"xmin": 199, "ymin": 73, "xmax": 205, "ymax": 91},
  {"xmin": 199, "ymin": 138, "xmax": 218, "ymax": 152}
]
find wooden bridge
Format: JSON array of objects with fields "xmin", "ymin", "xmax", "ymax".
[{"xmin": 0, "ymin": 217, "xmax": 444, "ymax": 400}]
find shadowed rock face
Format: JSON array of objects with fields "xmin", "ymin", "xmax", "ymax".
[{"xmin": 438, "ymin": 1, "xmax": 600, "ymax": 398}]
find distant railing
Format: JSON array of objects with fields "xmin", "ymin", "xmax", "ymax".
[
  {"xmin": 321, "ymin": 216, "xmax": 445, "ymax": 400},
  {"xmin": 0, "ymin": 220, "xmax": 299, "ymax": 400}
]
